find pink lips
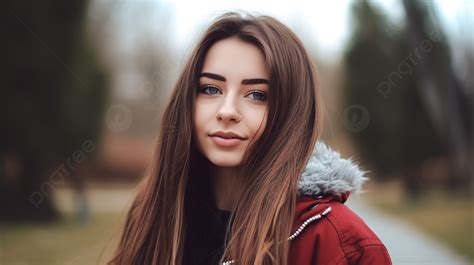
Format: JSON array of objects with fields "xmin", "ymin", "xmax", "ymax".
[{"xmin": 210, "ymin": 135, "xmax": 245, "ymax": 147}]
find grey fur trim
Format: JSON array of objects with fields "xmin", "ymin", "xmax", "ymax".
[{"xmin": 298, "ymin": 141, "xmax": 369, "ymax": 196}]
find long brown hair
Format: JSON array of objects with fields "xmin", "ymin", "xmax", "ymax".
[{"xmin": 108, "ymin": 11, "xmax": 322, "ymax": 265}]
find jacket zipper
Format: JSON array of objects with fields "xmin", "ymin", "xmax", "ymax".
[{"xmin": 221, "ymin": 206, "xmax": 332, "ymax": 264}]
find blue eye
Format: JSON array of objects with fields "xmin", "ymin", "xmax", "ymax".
[
  {"xmin": 247, "ymin": 91, "xmax": 267, "ymax": 102},
  {"xmin": 199, "ymin": 84, "xmax": 221, "ymax": 95}
]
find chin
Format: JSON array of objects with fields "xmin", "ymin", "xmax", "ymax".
[{"xmin": 207, "ymin": 153, "xmax": 243, "ymax": 167}]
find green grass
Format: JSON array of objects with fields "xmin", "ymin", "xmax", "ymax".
[
  {"xmin": 362, "ymin": 181, "xmax": 474, "ymax": 261},
  {"xmin": 0, "ymin": 212, "xmax": 125, "ymax": 265}
]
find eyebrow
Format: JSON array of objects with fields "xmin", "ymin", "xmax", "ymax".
[{"xmin": 199, "ymin": 72, "xmax": 269, "ymax": 85}]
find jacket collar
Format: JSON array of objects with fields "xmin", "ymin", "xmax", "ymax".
[{"xmin": 297, "ymin": 140, "xmax": 368, "ymax": 200}]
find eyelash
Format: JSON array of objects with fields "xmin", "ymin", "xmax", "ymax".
[{"xmin": 198, "ymin": 84, "xmax": 267, "ymax": 102}]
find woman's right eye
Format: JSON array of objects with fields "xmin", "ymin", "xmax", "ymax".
[{"xmin": 199, "ymin": 84, "xmax": 221, "ymax": 95}]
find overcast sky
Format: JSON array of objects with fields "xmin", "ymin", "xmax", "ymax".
[{"xmin": 170, "ymin": 0, "xmax": 471, "ymax": 58}]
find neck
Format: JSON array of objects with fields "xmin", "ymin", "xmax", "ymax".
[{"xmin": 210, "ymin": 166, "xmax": 241, "ymax": 211}]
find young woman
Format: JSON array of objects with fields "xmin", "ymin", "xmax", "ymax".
[{"xmin": 108, "ymin": 12, "xmax": 392, "ymax": 265}]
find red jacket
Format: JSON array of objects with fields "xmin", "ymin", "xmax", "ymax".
[
  {"xmin": 289, "ymin": 192, "xmax": 392, "ymax": 265},
  {"xmin": 222, "ymin": 141, "xmax": 392, "ymax": 265}
]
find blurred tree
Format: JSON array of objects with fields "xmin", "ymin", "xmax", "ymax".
[
  {"xmin": 343, "ymin": 1, "xmax": 444, "ymax": 199},
  {"xmin": 87, "ymin": 1, "xmax": 175, "ymax": 140},
  {"xmin": 1, "ymin": 1, "xmax": 108, "ymax": 221},
  {"xmin": 402, "ymin": 0, "xmax": 473, "ymax": 193},
  {"xmin": 127, "ymin": 1, "xmax": 174, "ymax": 138}
]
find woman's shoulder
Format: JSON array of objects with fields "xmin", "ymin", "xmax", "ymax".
[
  {"xmin": 292, "ymin": 194, "xmax": 392, "ymax": 264},
  {"xmin": 324, "ymin": 199, "xmax": 382, "ymax": 242},
  {"xmin": 324, "ymin": 201, "xmax": 391, "ymax": 264}
]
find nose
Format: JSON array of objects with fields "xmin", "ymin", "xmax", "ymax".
[{"xmin": 216, "ymin": 92, "xmax": 241, "ymax": 123}]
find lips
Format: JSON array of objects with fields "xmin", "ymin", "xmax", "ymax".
[
  {"xmin": 210, "ymin": 135, "xmax": 245, "ymax": 147},
  {"xmin": 209, "ymin": 131, "xmax": 247, "ymax": 140},
  {"xmin": 209, "ymin": 131, "xmax": 247, "ymax": 147}
]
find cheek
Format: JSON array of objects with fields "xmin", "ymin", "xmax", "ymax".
[
  {"xmin": 193, "ymin": 101, "xmax": 207, "ymax": 130},
  {"xmin": 247, "ymin": 107, "xmax": 267, "ymax": 139},
  {"xmin": 193, "ymin": 100, "xmax": 216, "ymax": 138},
  {"xmin": 193, "ymin": 103, "xmax": 207, "ymax": 153}
]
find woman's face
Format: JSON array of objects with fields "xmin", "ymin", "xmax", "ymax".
[{"xmin": 193, "ymin": 37, "xmax": 269, "ymax": 167}]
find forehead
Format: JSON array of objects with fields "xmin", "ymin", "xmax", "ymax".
[{"xmin": 201, "ymin": 37, "xmax": 269, "ymax": 80}]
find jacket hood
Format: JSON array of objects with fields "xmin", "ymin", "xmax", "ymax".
[{"xmin": 297, "ymin": 141, "xmax": 369, "ymax": 198}]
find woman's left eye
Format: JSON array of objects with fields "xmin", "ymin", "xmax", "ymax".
[{"xmin": 247, "ymin": 91, "xmax": 267, "ymax": 102}]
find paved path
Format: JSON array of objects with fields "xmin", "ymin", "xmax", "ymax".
[{"xmin": 346, "ymin": 195, "xmax": 472, "ymax": 265}]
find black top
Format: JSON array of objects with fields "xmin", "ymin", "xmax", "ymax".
[{"xmin": 183, "ymin": 198, "xmax": 232, "ymax": 265}]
